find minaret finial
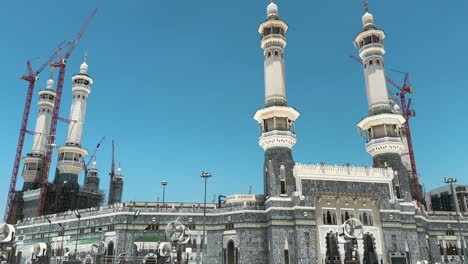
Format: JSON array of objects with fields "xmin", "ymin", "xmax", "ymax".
[
  {"xmin": 363, "ymin": 0, "xmax": 369, "ymax": 13},
  {"xmin": 84, "ymin": 51, "xmax": 88, "ymax": 63}
]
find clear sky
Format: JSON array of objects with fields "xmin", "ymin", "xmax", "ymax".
[{"xmin": 1, "ymin": 1, "xmax": 467, "ymax": 219}]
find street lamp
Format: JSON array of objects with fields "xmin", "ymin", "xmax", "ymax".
[
  {"xmin": 73, "ymin": 210, "xmax": 82, "ymax": 260},
  {"xmin": 444, "ymin": 177, "xmax": 466, "ymax": 263},
  {"xmin": 200, "ymin": 171, "xmax": 212, "ymax": 264},
  {"xmin": 130, "ymin": 210, "xmax": 141, "ymax": 260},
  {"xmin": 161, "ymin": 181, "xmax": 168, "ymax": 208},
  {"xmin": 57, "ymin": 223, "xmax": 65, "ymax": 264},
  {"xmin": 44, "ymin": 216, "xmax": 53, "ymax": 263}
]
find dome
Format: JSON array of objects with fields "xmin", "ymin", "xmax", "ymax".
[
  {"xmin": 362, "ymin": 12, "xmax": 374, "ymax": 26},
  {"xmin": 92, "ymin": 160, "xmax": 97, "ymax": 168},
  {"xmin": 117, "ymin": 167, "xmax": 122, "ymax": 175},
  {"xmin": 393, "ymin": 104, "xmax": 401, "ymax": 112},
  {"xmin": 80, "ymin": 62, "xmax": 88, "ymax": 74},
  {"xmin": 267, "ymin": 2, "xmax": 278, "ymax": 15},
  {"xmin": 46, "ymin": 78, "xmax": 54, "ymax": 90}
]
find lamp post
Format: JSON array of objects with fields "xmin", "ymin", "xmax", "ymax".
[
  {"xmin": 130, "ymin": 210, "xmax": 141, "ymax": 262},
  {"xmin": 58, "ymin": 223, "xmax": 64, "ymax": 264},
  {"xmin": 73, "ymin": 210, "xmax": 82, "ymax": 260},
  {"xmin": 44, "ymin": 216, "xmax": 53, "ymax": 263},
  {"xmin": 161, "ymin": 181, "xmax": 168, "ymax": 208},
  {"xmin": 200, "ymin": 171, "xmax": 212, "ymax": 264},
  {"xmin": 445, "ymin": 177, "xmax": 466, "ymax": 263}
]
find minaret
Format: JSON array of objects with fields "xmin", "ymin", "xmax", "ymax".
[
  {"xmin": 84, "ymin": 160, "xmax": 100, "ymax": 192},
  {"xmin": 55, "ymin": 53, "xmax": 92, "ymax": 187},
  {"xmin": 354, "ymin": 5, "xmax": 411, "ymax": 199},
  {"xmin": 254, "ymin": 1, "xmax": 300, "ymax": 198},
  {"xmin": 110, "ymin": 164, "xmax": 124, "ymax": 204},
  {"xmin": 21, "ymin": 70, "xmax": 56, "ymax": 191}
]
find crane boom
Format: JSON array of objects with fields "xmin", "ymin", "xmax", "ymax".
[
  {"xmin": 3, "ymin": 50, "xmax": 57, "ymax": 223},
  {"xmin": 36, "ymin": 9, "xmax": 97, "ymax": 216}
]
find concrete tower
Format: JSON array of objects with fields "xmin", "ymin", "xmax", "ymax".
[
  {"xmin": 21, "ymin": 73, "xmax": 56, "ymax": 191},
  {"xmin": 254, "ymin": 1, "xmax": 300, "ymax": 198},
  {"xmin": 110, "ymin": 165, "xmax": 124, "ymax": 204},
  {"xmin": 84, "ymin": 160, "xmax": 100, "ymax": 192},
  {"xmin": 354, "ymin": 8, "xmax": 411, "ymax": 199},
  {"xmin": 55, "ymin": 53, "xmax": 92, "ymax": 187}
]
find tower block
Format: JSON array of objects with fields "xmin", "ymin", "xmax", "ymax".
[
  {"xmin": 354, "ymin": 10, "xmax": 411, "ymax": 199},
  {"xmin": 21, "ymin": 75, "xmax": 56, "ymax": 191},
  {"xmin": 55, "ymin": 53, "xmax": 92, "ymax": 187},
  {"xmin": 254, "ymin": 2, "xmax": 300, "ymax": 198}
]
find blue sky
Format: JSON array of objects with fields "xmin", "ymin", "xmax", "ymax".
[{"xmin": 1, "ymin": 1, "xmax": 467, "ymax": 219}]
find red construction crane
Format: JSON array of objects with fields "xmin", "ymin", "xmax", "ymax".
[
  {"xmin": 3, "ymin": 51, "xmax": 57, "ymax": 223},
  {"xmin": 37, "ymin": 8, "xmax": 98, "ymax": 216},
  {"xmin": 350, "ymin": 55, "xmax": 422, "ymax": 204},
  {"xmin": 107, "ymin": 140, "xmax": 115, "ymax": 204},
  {"xmin": 82, "ymin": 136, "xmax": 105, "ymax": 176}
]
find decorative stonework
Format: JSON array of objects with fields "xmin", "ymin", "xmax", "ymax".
[
  {"xmin": 259, "ymin": 131, "xmax": 296, "ymax": 150},
  {"xmin": 366, "ymin": 137, "xmax": 404, "ymax": 156}
]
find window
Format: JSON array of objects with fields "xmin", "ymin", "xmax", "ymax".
[
  {"xmin": 91, "ymin": 227, "xmax": 96, "ymax": 233},
  {"xmin": 280, "ymin": 181, "xmax": 286, "ymax": 194},
  {"xmin": 80, "ymin": 228, "xmax": 85, "ymax": 234},
  {"xmin": 267, "ymin": 52, "xmax": 271, "ymax": 58},
  {"xmin": 359, "ymin": 210, "xmax": 374, "ymax": 226},
  {"xmin": 340, "ymin": 209, "xmax": 355, "ymax": 223},
  {"xmin": 391, "ymin": 235, "xmax": 398, "ymax": 251},
  {"xmin": 145, "ymin": 224, "xmax": 159, "ymax": 230},
  {"xmin": 227, "ymin": 240, "xmax": 235, "ymax": 264},
  {"xmin": 225, "ymin": 223, "xmax": 234, "ymax": 229},
  {"xmin": 369, "ymin": 60, "xmax": 373, "ymax": 65},
  {"xmin": 108, "ymin": 224, "xmax": 115, "ymax": 231},
  {"xmin": 323, "ymin": 209, "xmax": 337, "ymax": 225},
  {"xmin": 284, "ymin": 249, "xmax": 290, "ymax": 264},
  {"xmin": 446, "ymin": 230, "xmax": 455, "ymax": 236},
  {"xmin": 274, "ymin": 51, "xmax": 279, "ymax": 56},
  {"xmin": 58, "ymin": 230, "xmax": 65, "ymax": 236}
]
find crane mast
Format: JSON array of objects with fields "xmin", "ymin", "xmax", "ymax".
[{"xmin": 3, "ymin": 51, "xmax": 57, "ymax": 223}]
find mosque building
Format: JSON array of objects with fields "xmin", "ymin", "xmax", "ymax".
[{"xmin": 1, "ymin": 2, "xmax": 467, "ymax": 264}]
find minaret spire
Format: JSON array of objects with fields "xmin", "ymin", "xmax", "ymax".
[
  {"xmin": 354, "ymin": 8, "xmax": 413, "ymax": 201},
  {"xmin": 254, "ymin": 1, "xmax": 300, "ymax": 198},
  {"xmin": 363, "ymin": 0, "xmax": 369, "ymax": 13},
  {"xmin": 55, "ymin": 51, "xmax": 94, "ymax": 187}
]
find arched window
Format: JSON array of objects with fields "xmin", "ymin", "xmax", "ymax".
[
  {"xmin": 369, "ymin": 60, "xmax": 373, "ymax": 65},
  {"xmin": 226, "ymin": 240, "xmax": 235, "ymax": 264},
  {"xmin": 275, "ymin": 51, "xmax": 279, "ymax": 56},
  {"xmin": 268, "ymin": 52, "xmax": 272, "ymax": 58}
]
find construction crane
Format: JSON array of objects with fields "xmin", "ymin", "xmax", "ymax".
[
  {"xmin": 37, "ymin": 8, "xmax": 98, "ymax": 216},
  {"xmin": 3, "ymin": 51, "xmax": 57, "ymax": 223},
  {"xmin": 349, "ymin": 55, "xmax": 422, "ymax": 204},
  {"xmin": 107, "ymin": 140, "xmax": 115, "ymax": 205},
  {"xmin": 82, "ymin": 136, "xmax": 105, "ymax": 176}
]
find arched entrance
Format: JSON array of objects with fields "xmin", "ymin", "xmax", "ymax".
[
  {"xmin": 104, "ymin": 241, "xmax": 114, "ymax": 264},
  {"xmin": 363, "ymin": 234, "xmax": 378, "ymax": 264},
  {"xmin": 227, "ymin": 240, "xmax": 235, "ymax": 264}
]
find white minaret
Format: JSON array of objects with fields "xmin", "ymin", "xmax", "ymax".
[
  {"xmin": 354, "ymin": 6, "xmax": 412, "ymax": 199},
  {"xmin": 66, "ymin": 52, "xmax": 93, "ymax": 146},
  {"xmin": 261, "ymin": 1, "xmax": 287, "ymax": 107},
  {"xmin": 254, "ymin": 1, "xmax": 300, "ymax": 198},
  {"xmin": 55, "ymin": 53, "xmax": 92, "ymax": 184},
  {"xmin": 21, "ymin": 71, "xmax": 56, "ymax": 190},
  {"xmin": 355, "ymin": 10, "xmax": 391, "ymax": 115}
]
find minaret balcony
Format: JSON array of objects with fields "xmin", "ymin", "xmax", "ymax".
[
  {"xmin": 365, "ymin": 136, "xmax": 404, "ymax": 157},
  {"xmin": 259, "ymin": 130, "xmax": 296, "ymax": 150},
  {"xmin": 56, "ymin": 160, "xmax": 84, "ymax": 175}
]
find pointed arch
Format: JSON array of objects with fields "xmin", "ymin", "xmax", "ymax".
[
  {"xmin": 226, "ymin": 240, "xmax": 235, "ymax": 264},
  {"xmin": 363, "ymin": 234, "xmax": 378, "ymax": 264}
]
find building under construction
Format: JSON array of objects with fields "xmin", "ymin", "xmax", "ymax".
[{"xmin": 5, "ymin": 52, "xmax": 124, "ymax": 225}]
